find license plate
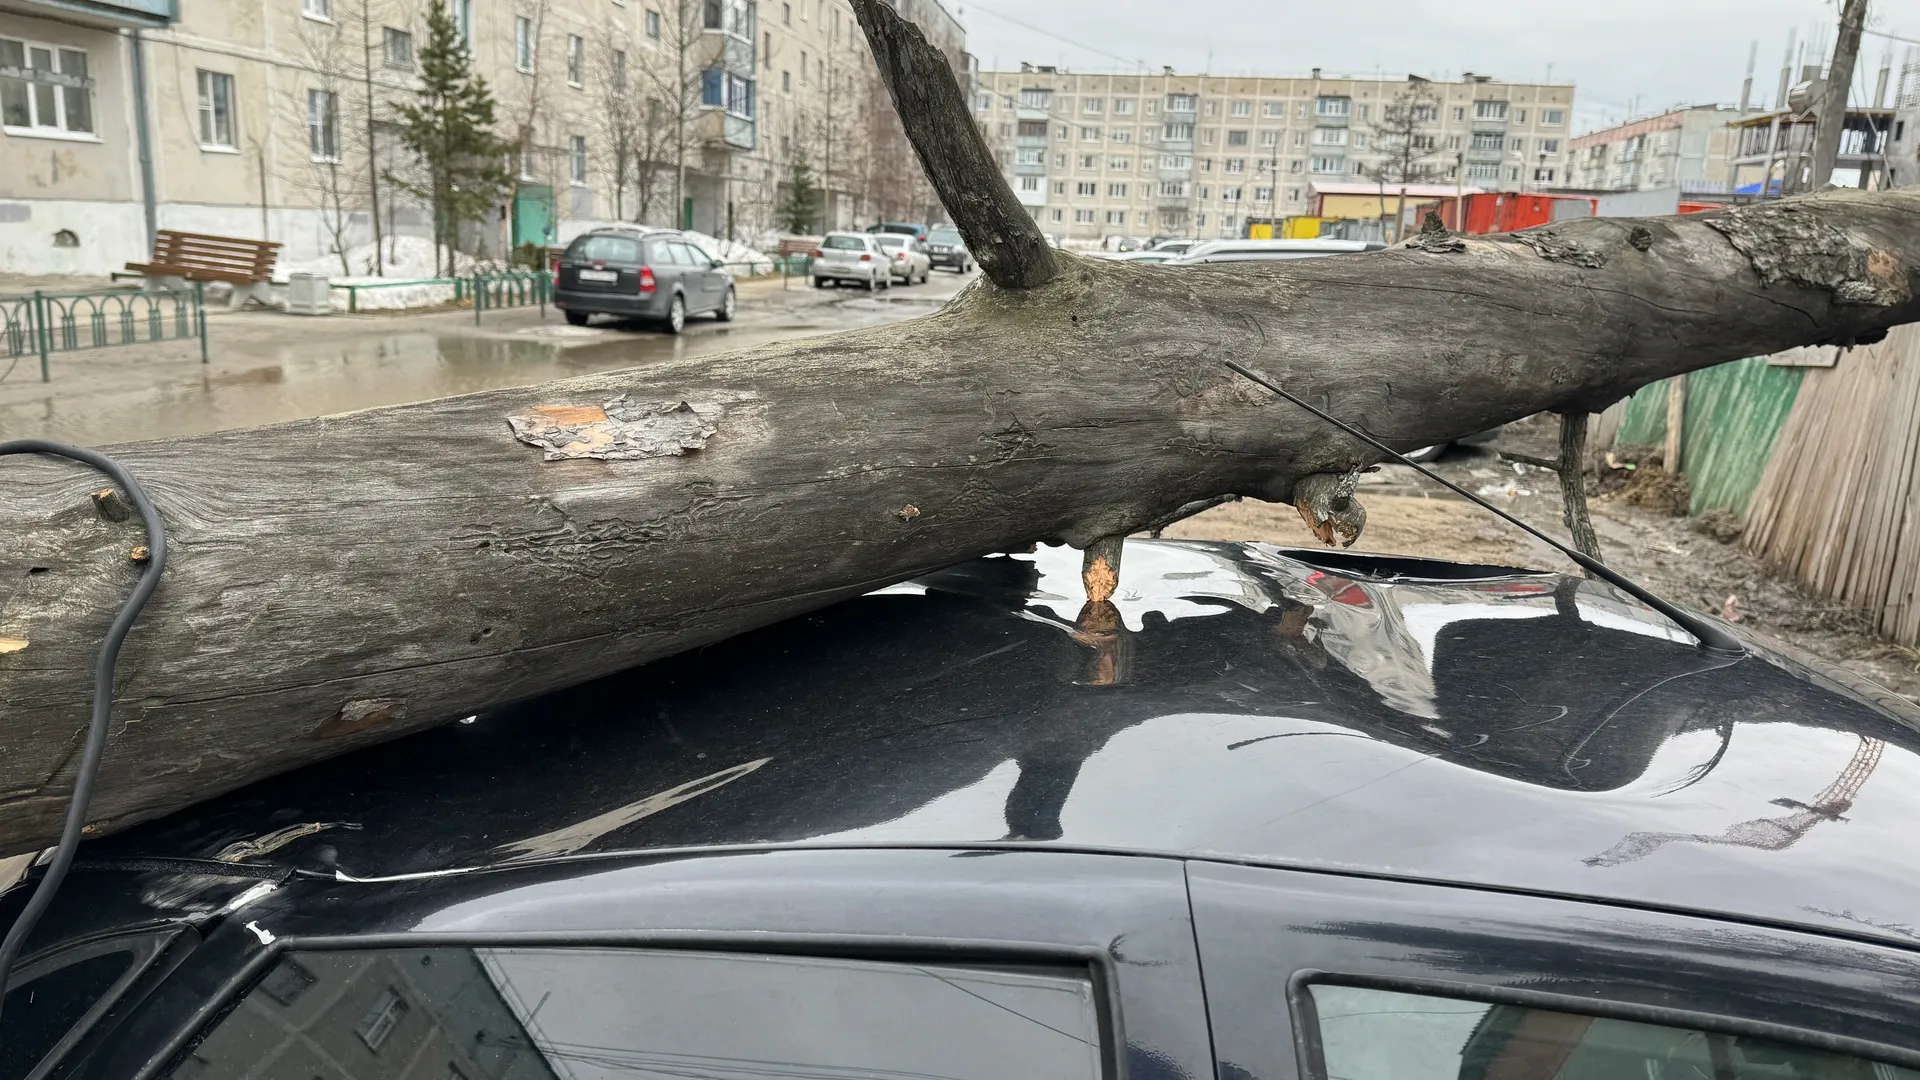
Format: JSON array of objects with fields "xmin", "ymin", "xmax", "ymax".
[{"xmin": 578, "ymin": 269, "xmax": 617, "ymax": 282}]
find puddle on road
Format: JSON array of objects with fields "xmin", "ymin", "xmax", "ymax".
[{"xmin": 2, "ymin": 300, "xmax": 932, "ymax": 445}]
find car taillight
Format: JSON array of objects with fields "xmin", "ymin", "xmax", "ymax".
[
  {"xmin": 812, "ymin": 248, "xmax": 825, "ymax": 258},
  {"xmin": 895, "ymin": 252, "xmax": 906, "ymax": 260},
  {"xmin": 638, "ymin": 266, "xmax": 656, "ymax": 293},
  {"xmin": 550, "ymin": 256, "xmax": 560, "ymax": 273},
  {"xmin": 860, "ymin": 253, "xmax": 872, "ymax": 262}
]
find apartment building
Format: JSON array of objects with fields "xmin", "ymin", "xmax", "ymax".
[
  {"xmin": 974, "ymin": 66, "xmax": 1574, "ymax": 242},
  {"xmin": 1, "ymin": 0, "xmax": 964, "ymax": 275},
  {"xmin": 1565, "ymin": 106, "xmax": 1745, "ymax": 193}
]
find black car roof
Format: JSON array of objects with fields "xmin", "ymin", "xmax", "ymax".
[{"xmin": 90, "ymin": 541, "xmax": 1920, "ymax": 948}]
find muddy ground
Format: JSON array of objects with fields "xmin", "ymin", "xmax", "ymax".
[{"xmin": 1167, "ymin": 415, "xmax": 1920, "ymax": 704}]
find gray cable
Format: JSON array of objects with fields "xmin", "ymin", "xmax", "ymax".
[{"xmin": 0, "ymin": 439, "xmax": 168, "ymax": 1041}]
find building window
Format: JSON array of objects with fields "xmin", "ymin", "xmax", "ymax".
[
  {"xmin": 1197, "ymin": 185, "xmax": 1209, "ymax": 199},
  {"xmin": 1413, "ymin": 104, "xmax": 1438, "ymax": 122},
  {"xmin": 781, "ymin": 70, "xmax": 790, "ymax": 92},
  {"xmin": 1107, "ymin": 182, "xmax": 1127, "ymax": 197},
  {"xmin": 1230, "ymin": 99, "xmax": 1251, "ymax": 117},
  {"xmin": 612, "ymin": 49, "xmax": 627, "ymax": 91},
  {"xmin": 1074, "ymin": 209, "xmax": 1095, "ymax": 223},
  {"xmin": 1470, "ymin": 132, "xmax": 1503, "ymax": 151},
  {"xmin": 514, "ymin": 16, "xmax": 535, "ymax": 72},
  {"xmin": 456, "ymin": 0, "xmax": 473, "ymax": 46},
  {"xmin": 1514, "ymin": 108, "xmax": 1527, "ymax": 123},
  {"xmin": 519, "ymin": 145, "xmax": 536, "ymax": 179},
  {"xmin": 1196, "ymin": 212, "xmax": 1206, "ymax": 227},
  {"xmin": 302, "ymin": 0, "xmax": 331, "ymax": 19},
  {"xmin": 1050, "ymin": 180, "xmax": 1065, "ymax": 195},
  {"xmin": 1315, "ymin": 96, "xmax": 1349, "ymax": 116},
  {"xmin": 1226, "ymin": 129, "xmax": 1248, "ymax": 147},
  {"xmin": 570, "ymin": 135, "xmax": 586, "ymax": 182},
  {"xmin": 1288, "ymin": 158, "xmax": 1302, "ymax": 173},
  {"xmin": 1451, "ymin": 106, "xmax": 1464, "ymax": 121},
  {"xmin": 355, "ymin": 989, "xmax": 409, "ymax": 1051},
  {"xmin": 1199, "ymin": 158, "xmax": 1212, "ymax": 171},
  {"xmin": 1309, "ymin": 155, "xmax": 1342, "ymax": 174},
  {"xmin": 1466, "ymin": 162, "xmax": 1498, "ymax": 180},
  {"xmin": 1111, "ymin": 128, "xmax": 1131, "ymax": 143},
  {"xmin": 1106, "ymin": 210, "xmax": 1125, "ymax": 224},
  {"xmin": 1254, "ymin": 185, "xmax": 1272, "ymax": 201},
  {"xmin": 1292, "ymin": 131, "xmax": 1307, "ymax": 147},
  {"xmin": 382, "ymin": 27, "xmax": 413, "ymax": 69},
  {"xmin": 306, "ymin": 88, "xmax": 338, "ymax": 160},
  {"xmin": 1158, "ymin": 180, "xmax": 1187, "ymax": 196},
  {"xmin": 1204, "ymin": 100, "xmax": 1218, "ymax": 116},
  {"xmin": 1445, "ymin": 134, "xmax": 1462, "ymax": 150},
  {"xmin": 1543, "ymin": 108, "xmax": 1564, "ymax": 125},
  {"xmin": 782, "ymin": 1, "xmax": 790, "ymax": 22},
  {"xmin": 1312, "ymin": 127, "xmax": 1347, "ymax": 146},
  {"xmin": 1351, "ymin": 160, "xmax": 1366, "ymax": 175},
  {"xmin": 1083, "ymin": 97, "xmax": 1103, "ymax": 114},
  {"xmin": 1114, "ymin": 98, "xmax": 1134, "ymax": 115},
  {"xmin": 1050, "ymin": 208, "xmax": 1064, "ymax": 222},
  {"xmin": 1224, "ymin": 158, "xmax": 1245, "ymax": 173},
  {"xmin": 1015, "ymin": 147, "xmax": 1043, "ymax": 165},
  {"xmin": 1351, "ymin": 132, "xmax": 1367, "ymax": 148},
  {"xmin": 566, "ymin": 34, "xmax": 584, "ymax": 86},
  {"xmin": 1079, "ymin": 125, "xmax": 1100, "ymax": 141},
  {"xmin": 1474, "ymin": 100, "xmax": 1508, "ymax": 120},
  {"xmin": 1108, "ymin": 156, "xmax": 1130, "ymax": 170},
  {"xmin": 1019, "ymin": 175, "xmax": 1041, "ymax": 193},
  {"xmin": 196, "ymin": 69, "xmax": 235, "ymax": 148},
  {"xmin": 1137, "ymin": 211, "xmax": 1150, "ymax": 225},
  {"xmin": 1541, "ymin": 138, "xmax": 1560, "ymax": 154},
  {"xmin": 1019, "ymin": 88, "xmax": 1051, "ymax": 109},
  {"xmin": 1162, "ymin": 122, "xmax": 1193, "ymax": 141},
  {"xmin": 1262, "ymin": 100, "xmax": 1283, "ymax": 117},
  {"xmin": 1, "ymin": 39, "xmax": 95, "ymax": 135},
  {"xmin": 1166, "ymin": 93, "xmax": 1195, "ymax": 113},
  {"xmin": 1075, "ymin": 181, "xmax": 1096, "ymax": 196},
  {"xmin": 1160, "ymin": 153, "xmax": 1190, "ymax": 169},
  {"xmin": 1054, "ymin": 152, "xmax": 1066, "ymax": 167},
  {"xmin": 1078, "ymin": 153, "xmax": 1097, "ymax": 168},
  {"xmin": 1534, "ymin": 167, "xmax": 1556, "ymax": 183}
]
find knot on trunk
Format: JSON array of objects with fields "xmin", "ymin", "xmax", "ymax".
[{"xmin": 1294, "ymin": 471, "xmax": 1367, "ymax": 548}]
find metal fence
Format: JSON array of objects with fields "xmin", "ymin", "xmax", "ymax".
[
  {"xmin": 472, "ymin": 271, "xmax": 552, "ymax": 324},
  {"xmin": 1, "ymin": 285, "xmax": 207, "ymax": 381}
]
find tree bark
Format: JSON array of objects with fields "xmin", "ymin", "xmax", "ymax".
[{"xmin": 2, "ymin": 1, "xmax": 1919, "ymax": 857}]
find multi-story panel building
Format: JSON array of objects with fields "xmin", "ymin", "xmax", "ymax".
[
  {"xmin": 1565, "ymin": 106, "xmax": 1745, "ymax": 193},
  {"xmin": 1, "ymin": 0, "xmax": 963, "ymax": 275},
  {"xmin": 975, "ymin": 65, "xmax": 1574, "ymax": 242}
]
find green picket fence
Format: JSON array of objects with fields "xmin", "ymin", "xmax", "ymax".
[
  {"xmin": 472, "ymin": 270, "xmax": 553, "ymax": 323},
  {"xmin": 1, "ymin": 285, "xmax": 207, "ymax": 381}
]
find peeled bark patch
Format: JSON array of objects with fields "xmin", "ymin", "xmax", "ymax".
[
  {"xmin": 1706, "ymin": 196, "xmax": 1914, "ymax": 307},
  {"xmin": 508, "ymin": 396, "xmax": 719, "ymax": 460}
]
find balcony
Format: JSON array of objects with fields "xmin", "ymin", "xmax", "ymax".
[
  {"xmin": 1470, "ymin": 114, "xmax": 1510, "ymax": 131},
  {"xmin": 1016, "ymin": 106, "xmax": 1050, "ymax": 122},
  {"xmin": 17, "ymin": 0, "xmax": 175, "ymax": 25},
  {"xmin": 1464, "ymin": 145, "xmax": 1504, "ymax": 163}
]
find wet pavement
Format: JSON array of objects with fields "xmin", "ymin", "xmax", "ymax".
[{"xmin": 0, "ymin": 272, "xmax": 973, "ymax": 446}]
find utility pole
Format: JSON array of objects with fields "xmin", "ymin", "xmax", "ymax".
[
  {"xmin": 1810, "ymin": 0, "xmax": 1870, "ymax": 189},
  {"xmin": 361, "ymin": 0, "xmax": 384, "ymax": 275}
]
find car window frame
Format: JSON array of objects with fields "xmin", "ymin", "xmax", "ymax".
[
  {"xmin": 5, "ymin": 925, "xmax": 194, "ymax": 1080},
  {"xmin": 1188, "ymin": 861, "xmax": 1920, "ymax": 1080},
  {"xmin": 1286, "ymin": 969, "xmax": 1920, "ymax": 1079}
]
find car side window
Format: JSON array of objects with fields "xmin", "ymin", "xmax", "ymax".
[
  {"xmin": 673, "ymin": 241, "xmax": 706, "ymax": 266},
  {"xmin": 1305, "ymin": 984, "xmax": 1920, "ymax": 1080},
  {"xmin": 171, "ymin": 947, "xmax": 1104, "ymax": 1079}
]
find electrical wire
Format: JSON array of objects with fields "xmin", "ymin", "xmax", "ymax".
[{"xmin": 0, "ymin": 439, "xmax": 168, "ymax": 1043}]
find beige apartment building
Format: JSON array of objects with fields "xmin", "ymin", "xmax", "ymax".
[
  {"xmin": 975, "ymin": 66, "xmax": 1575, "ymax": 243},
  {"xmin": 1, "ymin": 0, "xmax": 964, "ymax": 276},
  {"xmin": 1565, "ymin": 105, "xmax": 1745, "ymax": 193}
]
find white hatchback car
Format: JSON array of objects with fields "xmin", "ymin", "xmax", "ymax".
[
  {"xmin": 812, "ymin": 233, "xmax": 893, "ymax": 291},
  {"xmin": 872, "ymin": 234, "xmax": 933, "ymax": 284}
]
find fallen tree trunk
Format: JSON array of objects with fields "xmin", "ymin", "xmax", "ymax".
[{"xmin": 2, "ymin": 3, "xmax": 1918, "ymax": 856}]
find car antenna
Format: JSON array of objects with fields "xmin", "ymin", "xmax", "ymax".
[{"xmin": 1224, "ymin": 360, "xmax": 1745, "ymax": 657}]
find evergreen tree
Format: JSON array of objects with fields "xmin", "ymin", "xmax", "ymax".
[
  {"xmin": 389, "ymin": 0, "xmax": 513, "ymax": 274},
  {"xmin": 776, "ymin": 151, "xmax": 821, "ymax": 234}
]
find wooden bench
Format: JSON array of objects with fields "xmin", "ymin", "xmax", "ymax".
[{"xmin": 126, "ymin": 230, "xmax": 283, "ymax": 310}]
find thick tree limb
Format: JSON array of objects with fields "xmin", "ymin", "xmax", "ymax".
[
  {"xmin": 1558, "ymin": 411, "xmax": 1602, "ymax": 560},
  {"xmin": 849, "ymin": 0, "xmax": 1055, "ymax": 289},
  {"xmin": 3, "ymin": 34, "xmax": 1919, "ymax": 859}
]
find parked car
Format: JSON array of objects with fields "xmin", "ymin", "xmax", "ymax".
[
  {"xmin": 926, "ymin": 225, "xmax": 973, "ymax": 273},
  {"xmin": 9, "ymin": 539, "xmax": 1920, "ymax": 1080},
  {"xmin": 872, "ymin": 233, "xmax": 932, "ymax": 284},
  {"xmin": 1111, "ymin": 250, "xmax": 1180, "ymax": 264},
  {"xmin": 552, "ymin": 227, "xmax": 734, "ymax": 334},
  {"xmin": 1168, "ymin": 237, "xmax": 1387, "ymax": 264},
  {"xmin": 869, "ymin": 221, "xmax": 930, "ymax": 241},
  {"xmin": 1148, "ymin": 238, "xmax": 1196, "ymax": 254},
  {"xmin": 812, "ymin": 232, "xmax": 894, "ymax": 291}
]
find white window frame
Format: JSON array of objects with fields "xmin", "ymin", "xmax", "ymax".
[
  {"xmin": 1018, "ymin": 175, "xmax": 1040, "ymax": 192},
  {"xmin": 1230, "ymin": 100, "xmax": 1250, "ymax": 117},
  {"xmin": 306, "ymin": 87, "xmax": 339, "ymax": 161},
  {"xmin": 566, "ymin": 34, "xmax": 584, "ymax": 87},
  {"xmin": 1, "ymin": 37, "xmax": 98, "ymax": 139},
  {"xmin": 1074, "ymin": 181, "xmax": 1095, "ymax": 196},
  {"xmin": 301, "ymin": 0, "xmax": 331, "ymax": 21},
  {"xmin": 1542, "ymin": 109, "xmax": 1564, "ymax": 126},
  {"xmin": 569, "ymin": 134, "xmax": 587, "ymax": 184},
  {"xmin": 646, "ymin": 9, "xmax": 662, "ymax": 38},
  {"xmin": 1106, "ymin": 182, "xmax": 1127, "ymax": 197},
  {"xmin": 1114, "ymin": 98, "xmax": 1134, "ymax": 115},
  {"xmin": 1474, "ymin": 100, "xmax": 1509, "ymax": 120},
  {"xmin": 515, "ymin": 16, "xmax": 535, "ymax": 73},
  {"xmin": 1073, "ymin": 208, "xmax": 1094, "ymax": 223},
  {"xmin": 1105, "ymin": 209, "xmax": 1125, "ymax": 224},
  {"xmin": 1315, "ymin": 96, "xmax": 1349, "ymax": 117},
  {"xmin": 1082, "ymin": 97, "xmax": 1102, "ymax": 114},
  {"xmin": 383, "ymin": 27, "xmax": 413, "ymax": 70},
  {"xmin": 196, "ymin": 69, "xmax": 236, "ymax": 150},
  {"xmin": 1108, "ymin": 156, "xmax": 1130, "ymax": 170},
  {"xmin": 1224, "ymin": 158, "xmax": 1244, "ymax": 173}
]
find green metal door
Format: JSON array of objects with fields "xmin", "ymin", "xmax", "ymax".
[{"xmin": 513, "ymin": 184, "xmax": 555, "ymax": 249}]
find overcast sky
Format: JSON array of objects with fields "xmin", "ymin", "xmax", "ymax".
[{"xmin": 956, "ymin": 0, "xmax": 1914, "ymax": 136}]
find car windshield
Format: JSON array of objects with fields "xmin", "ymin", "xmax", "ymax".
[
  {"xmin": 823, "ymin": 235, "xmax": 867, "ymax": 251},
  {"xmin": 566, "ymin": 235, "xmax": 642, "ymax": 263},
  {"xmin": 930, "ymin": 228, "xmax": 962, "ymax": 244},
  {"xmin": 874, "ymin": 236, "xmax": 906, "ymax": 248}
]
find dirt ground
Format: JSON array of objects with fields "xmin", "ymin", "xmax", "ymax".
[{"xmin": 1166, "ymin": 415, "xmax": 1920, "ymax": 704}]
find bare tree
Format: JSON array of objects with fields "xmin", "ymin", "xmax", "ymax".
[
  {"xmin": 280, "ymin": 8, "xmax": 375, "ymax": 274},
  {"xmin": 594, "ymin": 29, "xmax": 674, "ymax": 223},
  {"xmin": 636, "ymin": 0, "xmax": 710, "ymax": 229},
  {"xmin": 1366, "ymin": 79, "xmax": 1443, "ymax": 243}
]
